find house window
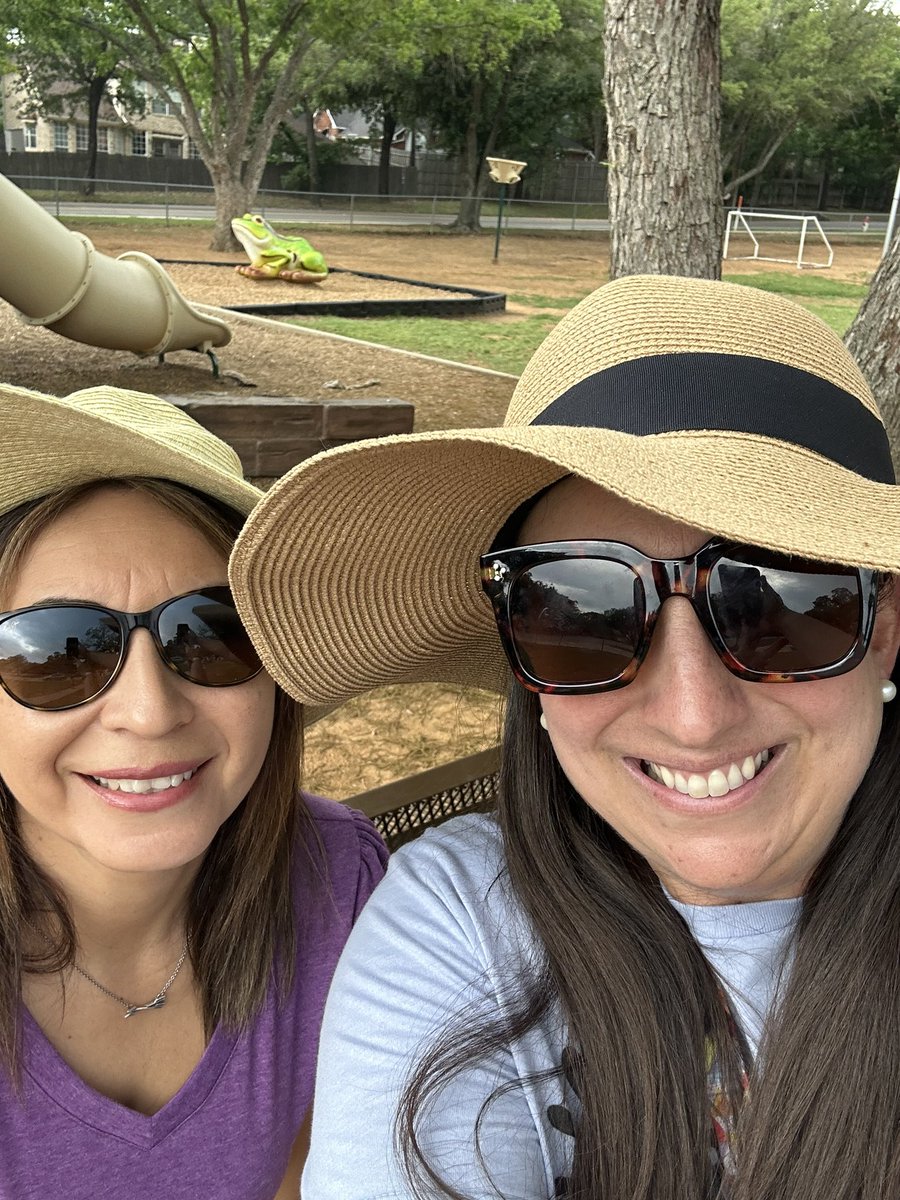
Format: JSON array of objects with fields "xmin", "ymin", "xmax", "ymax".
[
  {"xmin": 131, "ymin": 131, "xmax": 147, "ymax": 155},
  {"xmin": 188, "ymin": 138, "xmax": 201, "ymax": 159},
  {"xmin": 98, "ymin": 127, "xmax": 108, "ymax": 153},
  {"xmin": 151, "ymin": 90, "xmax": 181, "ymax": 116},
  {"xmin": 152, "ymin": 135, "xmax": 183, "ymax": 159},
  {"xmin": 23, "ymin": 122, "xmax": 37, "ymax": 149},
  {"xmin": 76, "ymin": 124, "xmax": 89, "ymax": 152},
  {"xmin": 53, "ymin": 122, "xmax": 69, "ymax": 151}
]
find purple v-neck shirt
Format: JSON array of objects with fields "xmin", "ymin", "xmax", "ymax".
[{"xmin": 0, "ymin": 795, "xmax": 387, "ymax": 1199}]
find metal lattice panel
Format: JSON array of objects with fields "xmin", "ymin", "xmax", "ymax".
[{"xmin": 371, "ymin": 771, "xmax": 499, "ymax": 851}]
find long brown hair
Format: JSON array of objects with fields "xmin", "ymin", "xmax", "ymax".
[
  {"xmin": 400, "ymin": 643, "xmax": 900, "ymax": 1199},
  {"xmin": 0, "ymin": 479, "xmax": 308, "ymax": 1075}
]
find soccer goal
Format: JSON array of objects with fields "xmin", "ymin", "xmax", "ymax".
[{"xmin": 722, "ymin": 209, "xmax": 834, "ymax": 270}]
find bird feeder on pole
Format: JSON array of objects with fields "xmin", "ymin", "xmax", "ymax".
[{"xmin": 486, "ymin": 157, "xmax": 527, "ymax": 261}]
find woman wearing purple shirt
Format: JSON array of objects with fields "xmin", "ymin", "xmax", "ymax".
[{"xmin": 0, "ymin": 383, "xmax": 387, "ymax": 1199}]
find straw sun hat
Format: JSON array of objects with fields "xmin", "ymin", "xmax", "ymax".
[
  {"xmin": 0, "ymin": 382, "xmax": 262, "ymax": 519},
  {"xmin": 229, "ymin": 274, "xmax": 900, "ymax": 708}
]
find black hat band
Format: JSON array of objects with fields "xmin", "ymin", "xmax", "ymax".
[{"xmin": 531, "ymin": 353, "xmax": 895, "ymax": 485}]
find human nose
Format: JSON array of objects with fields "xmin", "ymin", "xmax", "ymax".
[
  {"xmin": 98, "ymin": 629, "xmax": 193, "ymax": 735},
  {"xmin": 635, "ymin": 597, "xmax": 750, "ymax": 746}
]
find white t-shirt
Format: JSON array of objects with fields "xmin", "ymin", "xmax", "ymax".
[{"xmin": 303, "ymin": 814, "xmax": 800, "ymax": 1199}]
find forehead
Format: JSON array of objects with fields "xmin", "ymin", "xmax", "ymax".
[
  {"xmin": 5, "ymin": 487, "xmax": 228, "ymax": 609},
  {"xmin": 518, "ymin": 476, "xmax": 714, "ymax": 558}
]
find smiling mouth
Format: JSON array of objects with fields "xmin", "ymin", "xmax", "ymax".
[
  {"xmin": 89, "ymin": 769, "xmax": 197, "ymax": 795},
  {"xmin": 640, "ymin": 750, "xmax": 773, "ymax": 799}
]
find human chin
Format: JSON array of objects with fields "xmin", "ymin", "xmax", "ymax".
[{"xmin": 15, "ymin": 780, "xmax": 234, "ymax": 878}]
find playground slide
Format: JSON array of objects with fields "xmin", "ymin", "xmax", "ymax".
[{"xmin": 0, "ymin": 172, "xmax": 230, "ymax": 357}]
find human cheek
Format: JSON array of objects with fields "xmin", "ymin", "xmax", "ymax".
[
  {"xmin": 539, "ymin": 692, "xmax": 626, "ymax": 778},
  {"xmin": 0, "ymin": 701, "xmax": 84, "ymax": 811},
  {"xmin": 221, "ymin": 676, "xmax": 276, "ymax": 784},
  {"xmin": 783, "ymin": 668, "xmax": 882, "ymax": 789}
]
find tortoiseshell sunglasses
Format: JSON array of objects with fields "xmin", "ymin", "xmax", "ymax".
[{"xmin": 480, "ymin": 538, "xmax": 879, "ymax": 695}]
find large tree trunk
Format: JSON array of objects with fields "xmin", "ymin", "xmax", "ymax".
[
  {"xmin": 453, "ymin": 74, "xmax": 485, "ymax": 232},
  {"xmin": 84, "ymin": 76, "xmax": 108, "ymax": 197},
  {"xmin": 209, "ymin": 169, "xmax": 253, "ymax": 251},
  {"xmin": 845, "ymin": 240, "xmax": 900, "ymax": 476},
  {"xmin": 604, "ymin": 0, "xmax": 723, "ymax": 279},
  {"xmin": 304, "ymin": 108, "xmax": 321, "ymax": 198},
  {"xmin": 378, "ymin": 109, "xmax": 396, "ymax": 196},
  {"xmin": 453, "ymin": 72, "xmax": 511, "ymax": 232}
]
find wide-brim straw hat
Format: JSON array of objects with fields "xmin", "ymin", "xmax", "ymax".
[
  {"xmin": 230, "ymin": 274, "xmax": 900, "ymax": 708},
  {"xmin": 0, "ymin": 382, "xmax": 262, "ymax": 518}
]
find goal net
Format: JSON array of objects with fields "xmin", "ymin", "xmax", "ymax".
[{"xmin": 722, "ymin": 209, "xmax": 833, "ymax": 270}]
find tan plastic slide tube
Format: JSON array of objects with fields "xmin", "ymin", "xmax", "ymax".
[{"xmin": 0, "ymin": 172, "xmax": 230, "ymax": 356}]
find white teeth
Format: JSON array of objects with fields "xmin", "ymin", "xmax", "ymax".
[
  {"xmin": 92, "ymin": 769, "xmax": 194, "ymax": 793},
  {"xmin": 726, "ymin": 762, "xmax": 744, "ymax": 790},
  {"xmin": 707, "ymin": 769, "xmax": 730, "ymax": 798},
  {"xmin": 644, "ymin": 752, "xmax": 772, "ymax": 798}
]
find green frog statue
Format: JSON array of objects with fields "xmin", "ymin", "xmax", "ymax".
[{"xmin": 231, "ymin": 213, "xmax": 328, "ymax": 283}]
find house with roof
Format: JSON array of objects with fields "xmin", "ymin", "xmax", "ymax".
[{"xmin": 1, "ymin": 73, "xmax": 200, "ymax": 161}]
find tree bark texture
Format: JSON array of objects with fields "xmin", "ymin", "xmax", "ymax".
[
  {"xmin": 604, "ymin": 0, "xmax": 723, "ymax": 280},
  {"xmin": 208, "ymin": 172, "xmax": 253, "ymax": 252},
  {"xmin": 83, "ymin": 76, "xmax": 107, "ymax": 197},
  {"xmin": 378, "ymin": 110, "xmax": 396, "ymax": 196},
  {"xmin": 845, "ymin": 239, "xmax": 900, "ymax": 477},
  {"xmin": 453, "ymin": 71, "xmax": 511, "ymax": 232},
  {"xmin": 304, "ymin": 107, "xmax": 321, "ymax": 202}
]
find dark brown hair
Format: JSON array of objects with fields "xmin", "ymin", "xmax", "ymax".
[
  {"xmin": 0, "ymin": 478, "xmax": 308, "ymax": 1074},
  {"xmin": 399, "ymin": 576, "xmax": 900, "ymax": 1198}
]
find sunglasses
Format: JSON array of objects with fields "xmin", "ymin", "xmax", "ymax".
[
  {"xmin": 0, "ymin": 587, "xmax": 263, "ymax": 712},
  {"xmin": 480, "ymin": 539, "xmax": 879, "ymax": 695}
]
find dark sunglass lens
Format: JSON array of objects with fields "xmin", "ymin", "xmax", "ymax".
[
  {"xmin": 0, "ymin": 608, "xmax": 121, "ymax": 710},
  {"xmin": 508, "ymin": 558, "xmax": 642, "ymax": 687},
  {"xmin": 157, "ymin": 590, "xmax": 261, "ymax": 685},
  {"xmin": 709, "ymin": 556, "xmax": 861, "ymax": 674}
]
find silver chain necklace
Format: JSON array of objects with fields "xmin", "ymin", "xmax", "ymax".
[{"xmin": 30, "ymin": 924, "xmax": 190, "ymax": 1019}]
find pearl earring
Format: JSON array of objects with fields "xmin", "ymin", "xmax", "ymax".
[
  {"xmin": 539, "ymin": 712, "xmax": 548, "ymax": 730},
  {"xmin": 881, "ymin": 680, "xmax": 897, "ymax": 703}
]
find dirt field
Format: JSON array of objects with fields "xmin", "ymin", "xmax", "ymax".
[{"xmin": 0, "ymin": 224, "xmax": 882, "ymax": 799}]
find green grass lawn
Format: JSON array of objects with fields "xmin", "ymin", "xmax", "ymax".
[
  {"xmin": 289, "ymin": 313, "xmax": 559, "ymax": 375},
  {"xmin": 292, "ymin": 270, "xmax": 866, "ymax": 373},
  {"xmin": 722, "ymin": 272, "xmax": 864, "ymax": 336},
  {"xmin": 509, "ymin": 292, "xmax": 585, "ymax": 309}
]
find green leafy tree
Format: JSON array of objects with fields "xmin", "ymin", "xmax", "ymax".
[
  {"xmin": 1, "ymin": 0, "xmax": 141, "ymax": 193},
  {"xmin": 27, "ymin": 0, "xmax": 408, "ymax": 248},
  {"xmin": 721, "ymin": 0, "xmax": 900, "ymax": 200},
  {"xmin": 408, "ymin": 0, "xmax": 563, "ymax": 230}
]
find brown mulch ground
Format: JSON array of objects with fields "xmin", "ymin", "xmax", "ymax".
[
  {"xmin": 0, "ymin": 224, "xmax": 881, "ymax": 798},
  {"xmin": 0, "ymin": 304, "xmax": 518, "ymax": 436},
  {"xmin": 163, "ymin": 262, "xmax": 469, "ymax": 305}
]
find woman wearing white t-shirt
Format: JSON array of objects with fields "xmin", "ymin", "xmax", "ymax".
[{"xmin": 233, "ymin": 275, "xmax": 900, "ymax": 1200}]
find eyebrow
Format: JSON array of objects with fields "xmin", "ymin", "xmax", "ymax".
[{"xmin": 9, "ymin": 596, "xmax": 107, "ymax": 609}]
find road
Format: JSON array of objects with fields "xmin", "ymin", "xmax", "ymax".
[
  {"xmin": 37, "ymin": 198, "xmax": 888, "ymax": 238},
  {"xmin": 39, "ymin": 198, "xmax": 612, "ymax": 232}
]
